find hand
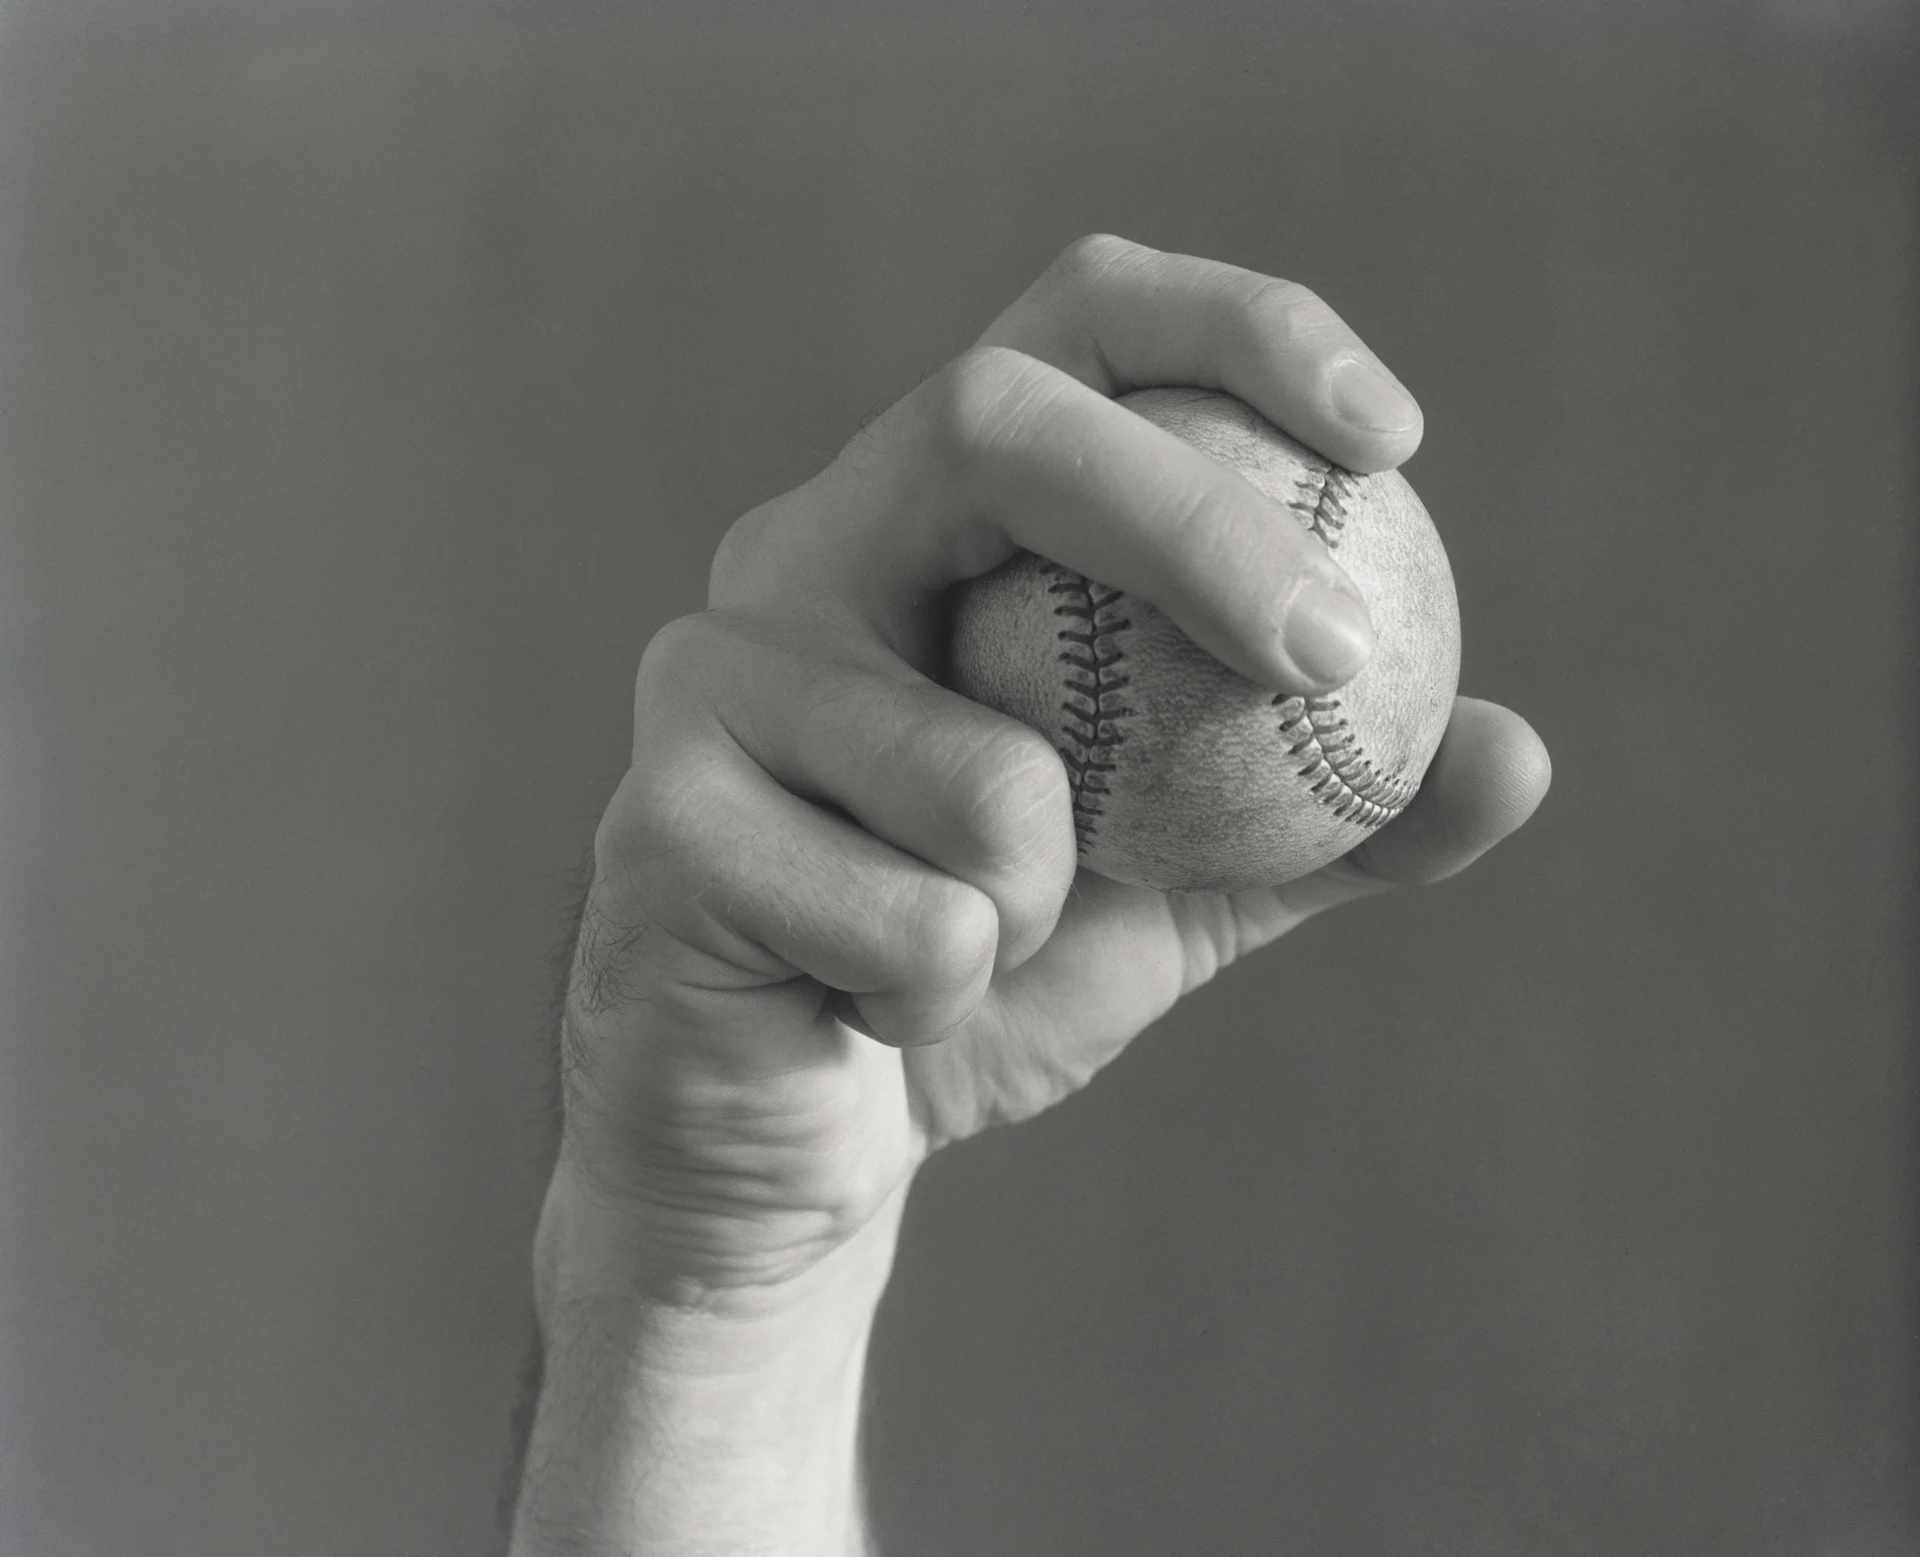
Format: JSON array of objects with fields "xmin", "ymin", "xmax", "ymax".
[{"xmin": 551, "ymin": 234, "xmax": 1551, "ymax": 1306}]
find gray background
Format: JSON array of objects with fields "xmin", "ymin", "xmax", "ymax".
[{"xmin": 0, "ymin": 4, "xmax": 1914, "ymax": 1555}]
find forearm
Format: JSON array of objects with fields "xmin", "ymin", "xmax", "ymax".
[{"xmin": 507, "ymin": 1157, "xmax": 903, "ymax": 1557}]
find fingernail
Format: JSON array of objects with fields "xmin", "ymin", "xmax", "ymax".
[
  {"xmin": 1279, "ymin": 580, "xmax": 1375, "ymax": 687},
  {"xmin": 1330, "ymin": 358, "xmax": 1420, "ymax": 434}
]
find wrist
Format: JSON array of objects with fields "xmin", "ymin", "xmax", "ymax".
[
  {"xmin": 533, "ymin": 1141, "xmax": 907, "ymax": 1321},
  {"xmin": 510, "ymin": 1156, "xmax": 906, "ymax": 1557}
]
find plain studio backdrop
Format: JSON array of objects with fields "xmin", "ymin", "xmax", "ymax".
[{"xmin": 0, "ymin": 3, "xmax": 1914, "ymax": 1554}]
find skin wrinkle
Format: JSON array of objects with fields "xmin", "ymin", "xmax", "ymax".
[
  {"xmin": 718, "ymin": 632, "xmax": 1071, "ymax": 940},
  {"xmin": 1028, "ymin": 234, "xmax": 1154, "ymax": 391},
  {"xmin": 946, "ymin": 733, "xmax": 1068, "ymax": 872},
  {"xmin": 949, "ymin": 348, "xmax": 1077, "ymax": 478},
  {"xmin": 1236, "ymin": 276, "xmax": 1328, "ymax": 359}
]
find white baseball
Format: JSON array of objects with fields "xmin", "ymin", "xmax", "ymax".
[{"xmin": 947, "ymin": 386, "xmax": 1461, "ymax": 893}]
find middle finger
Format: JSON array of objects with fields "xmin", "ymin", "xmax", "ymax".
[{"xmin": 713, "ymin": 348, "xmax": 1377, "ymax": 695}]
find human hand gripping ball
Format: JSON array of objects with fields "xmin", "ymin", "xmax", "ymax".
[
  {"xmin": 549, "ymin": 236, "xmax": 1551, "ymax": 1307},
  {"xmin": 952, "ymin": 387, "xmax": 1460, "ymax": 891}
]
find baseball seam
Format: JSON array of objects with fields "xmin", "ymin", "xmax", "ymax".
[
  {"xmin": 1288, "ymin": 461, "xmax": 1358, "ymax": 551},
  {"xmin": 1273, "ymin": 693, "xmax": 1417, "ymax": 828},
  {"xmin": 1044, "ymin": 447, "xmax": 1406, "ymax": 856},
  {"xmin": 1282, "ymin": 461, "xmax": 1409, "ymax": 827},
  {"xmin": 1046, "ymin": 565, "xmax": 1132, "ymax": 851}
]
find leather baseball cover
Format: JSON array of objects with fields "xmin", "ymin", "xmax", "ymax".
[{"xmin": 948, "ymin": 387, "xmax": 1461, "ymax": 892}]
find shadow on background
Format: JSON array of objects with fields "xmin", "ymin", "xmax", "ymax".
[{"xmin": 0, "ymin": 4, "xmax": 1914, "ymax": 1554}]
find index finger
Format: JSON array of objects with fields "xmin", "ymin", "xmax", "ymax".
[
  {"xmin": 714, "ymin": 350, "xmax": 1376, "ymax": 694},
  {"xmin": 976, "ymin": 234, "xmax": 1423, "ymax": 475}
]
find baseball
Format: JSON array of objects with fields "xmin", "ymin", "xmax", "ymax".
[{"xmin": 947, "ymin": 386, "xmax": 1461, "ymax": 893}]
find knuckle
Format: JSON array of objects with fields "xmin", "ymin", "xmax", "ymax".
[
  {"xmin": 795, "ymin": 670, "xmax": 908, "ymax": 768},
  {"xmin": 949, "ymin": 723, "xmax": 1074, "ymax": 878},
  {"xmin": 1155, "ymin": 477, "xmax": 1241, "ymax": 564},
  {"xmin": 1046, "ymin": 231, "xmax": 1143, "ymax": 291},
  {"xmin": 1239, "ymin": 275, "xmax": 1332, "ymax": 342},
  {"xmin": 927, "ymin": 345, "xmax": 1056, "ymax": 465},
  {"xmin": 604, "ymin": 614, "xmax": 742, "ymax": 880},
  {"xmin": 898, "ymin": 876, "xmax": 1000, "ymax": 991},
  {"xmin": 631, "ymin": 610, "xmax": 725, "ymax": 717},
  {"xmin": 635, "ymin": 609, "xmax": 713, "ymax": 681},
  {"xmin": 592, "ymin": 750, "xmax": 707, "ymax": 889},
  {"xmin": 578, "ymin": 767, "xmax": 718, "ymax": 1017},
  {"xmin": 707, "ymin": 500, "xmax": 777, "ymax": 603},
  {"xmin": 1143, "ymin": 477, "xmax": 1297, "ymax": 607}
]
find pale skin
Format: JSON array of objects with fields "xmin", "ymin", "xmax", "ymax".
[{"xmin": 504, "ymin": 234, "xmax": 1552, "ymax": 1556}]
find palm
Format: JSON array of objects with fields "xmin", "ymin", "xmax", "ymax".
[{"xmin": 902, "ymin": 870, "xmax": 1314, "ymax": 1153}]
